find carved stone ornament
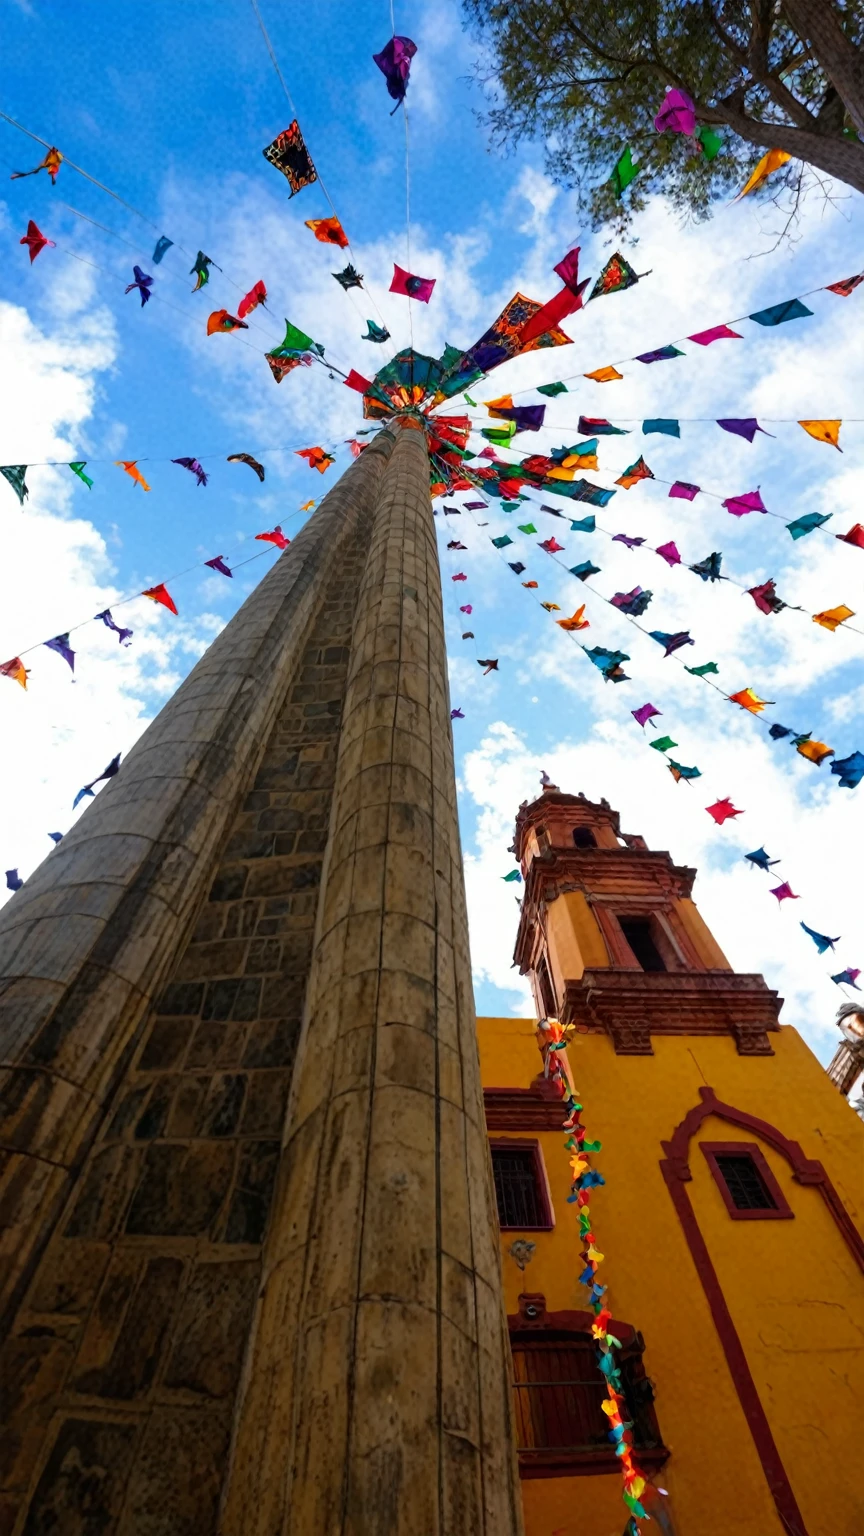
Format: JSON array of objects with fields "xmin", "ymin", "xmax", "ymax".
[{"xmin": 508, "ymin": 1239, "xmax": 537, "ymax": 1271}]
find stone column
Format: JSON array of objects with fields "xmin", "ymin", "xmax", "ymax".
[{"xmin": 221, "ymin": 423, "xmax": 523, "ymax": 1535}]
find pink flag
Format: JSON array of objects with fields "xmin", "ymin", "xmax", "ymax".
[
  {"xmin": 669, "ymin": 481, "xmax": 700, "ymax": 501},
  {"xmin": 460, "ymin": 604, "xmax": 472, "ymax": 613},
  {"xmin": 654, "ymin": 88, "xmax": 696, "ymax": 135},
  {"xmin": 723, "ymin": 489, "xmax": 767, "ymax": 517},
  {"xmin": 390, "ymin": 263, "xmax": 436, "ymax": 303},
  {"xmin": 656, "ymin": 541, "xmax": 681, "ymax": 566},
  {"xmin": 452, "ymin": 572, "xmax": 467, "ymax": 581},
  {"xmin": 770, "ymin": 881, "xmax": 799, "ymax": 903},
  {"xmin": 688, "ymin": 324, "xmax": 742, "ymax": 345}
]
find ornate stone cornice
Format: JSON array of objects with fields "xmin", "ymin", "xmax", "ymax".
[{"xmin": 561, "ymin": 969, "xmax": 782, "ymax": 1055}]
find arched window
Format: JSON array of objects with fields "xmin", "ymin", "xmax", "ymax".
[
  {"xmin": 508, "ymin": 1296, "xmax": 667, "ymax": 1478},
  {"xmin": 573, "ymin": 826, "xmax": 597, "ymax": 849}
]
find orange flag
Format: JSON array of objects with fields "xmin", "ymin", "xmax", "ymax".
[
  {"xmin": 728, "ymin": 687, "xmax": 772, "ymax": 713},
  {"xmin": 296, "ymin": 446, "xmax": 334, "ymax": 473},
  {"xmin": 299, "ymin": 499, "xmax": 316, "ymax": 511},
  {"xmin": 522, "ymin": 581, "xmax": 538, "ymax": 589},
  {"xmin": 142, "ymin": 583, "xmax": 177, "ymax": 614},
  {"xmin": 813, "ymin": 604, "xmax": 854, "ymax": 631},
  {"xmin": 206, "ymin": 309, "xmax": 248, "ymax": 334},
  {"xmin": 797, "ymin": 739, "xmax": 834, "ymax": 765},
  {"xmin": 541, "ymin": 601, "xmax": 561, "ymax": 611},
  {"xmin": 584, "ymin": 365, "xmax": 622, "ymax": 383},
  {"xmin": 304, "ymin": 216, "xmax": 349, "ymax": 248},
  {"xmin": 616, "ymin": 456, "xmax": 653, "ymax": 489},
  {"xmin": 485, "ymin": 394, "xmax": 514, "ymax": 418},
  {"xmin": 735, "ymin": 148, "xmax": 791, "ymax": 199},
  {"xmin": 116, "ymin": 461, "xmax": 151, "ymax": 491},
  {"xmin": 798, "ymin": 419, "xmax": 842, "ymax": 450},
  {"xmin": 557, "ymin": 604, "xmax": 589, "ymax": 631},
  {"xmin": 0, "ymin": 656, "xmax": 28, "ymax": 689}
]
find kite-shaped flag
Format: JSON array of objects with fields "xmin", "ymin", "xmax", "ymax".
[
  {"xmin": 728, "ymin": 687, "xmax": 772, "ymax": 714},
  {"xmin": 296, "ymin": 446, "xmax": 334, "ymax": 473},
  {"xmin": 537, "ymin": 381, "xmax": 567, "ymax": 396},
  {"xmin": 541, "ymin": 602, "xmax": 561, "ymax": 612},
  {"xmin": 654, "ymin": 87, "xmax": 696, "ymax": 135},
  {"xmin": 669, "ymin": 761, "xmax": 702, "ymax": 783},
  {"xmin": 826, "ymin": 273, "xmax": 864, "ymax": 297},
  {"xmin": 723, "ymin": 489, "xmax": 766, "ymax": 517},
  {"xmin": 706, "ymin": 797, "xmax": 742, "ymax": 825},
  {"xmin": 745, "ymin": 848, "xmax": 780, "ymax": 872},
  {"xmin": 172, "ymin": 457, "xmax": 208, "ymax": 487},
  {"xmin": 636, "ymin": 345, "xmax": 683, "ymax": 364},
  {"xmin": 643, "ymin": 419, "xmax": 679, "ymax": 437},
  {"xmin": 539, "ymin": 536, "xmax": 565, "ymax": 553},
  {"xmin": 717, "ymin": 418, "xmax": 770, "ymax": 443},
  {"xmin": 20, "ymin": 220, "xmax": 54, "ymax": 263},
  {"xmin": 688, "ymin": 324, "xmax": 741, "ymax": 345},
  {"xmin": 207, "ymin": 309, "xmax": 248, "ymax": 334},
  {"xmin": 305, "ymin": 216, "xmax": 349, "ymax": 248},
  {"xmin": 390, "ymin": 264, "xmax": 436, "ymax": 302},
  {"xmin": 837, "ymin": 523, "xmax": 864, "ymax": 549},
  {"xmin": 0, "ymin": 657, "xmax": 28, "ymax": 689},
  {"xmin": 271, "ymin": 318, "xmax": 324, "ymax": 361},
  {"xmin": 11, "ymin": 146, "xmax": 62, "ymax": 182},
  {"xmin": 206, "ymin": 556, "xmax": 233, "ymax": 578},
  {"xmin": 47, "ymin": 832, "xmax": 63, "ymax": 844},
  {"xmin": 770, "ymin": 881, "xmax": 799, "ymax": 903},
  {"xmin": 570, "ymin": 561, "xmax": 600, "ymax": 581},
  {"xmin": 502, "ymin": 869, "xmax": 522, "ymax": 882},
  {"xmin": 1, "ymin": 465, "xmax": 29, "ymax": 506},
  {"xmin": 143, "ymin": 583, "xmax": 178, "ymax": 614},
  {"xmin": 578, "ymin": 416, "xmax": 628, "ymax": 436},
  {"xmin": 478, "ymin": 658, "xmax": 499, "ymax": 674},
  {"xmin": 831, "ymin": 750, "xmax": 864, "ymax": 788},
  {"xmin": 612, "ymin": 533, "xmax": 645, "ymax": 549},
  {"xmin": 690, "ymin": 552, "xmax": 723, "ymax": 582},
  {"xmin": 256, "ymin": 525, "xmax": 289, "ymax": 549},
  {"xmin": 655, "ymin": 542, "xmax": 681, "ymax": 567},
  {"xmin": 362, "ymin": 319, "xmax": 391, "ymax": 343},
  {"xmin": 523, "ymin": 581, "xmax": 539, "ymax": 589},
  {"xmin": 344, "ymin": 369, "xmax": 372, "ymax": 394},
  {"xmin": 800, "ymin": 922, "xmax": 839, "ymax": 954},
  {"xmin": 227, "ymin": 452, "xmax": 265, "ymax": 481},
  {"xmin": 748, "ymin": 580, "xmax": 785, "ymax": 615},
  {"xmin": 125, "ymin": 266, "xmax": 153, "ymax": 306},
  {"xmin": 451, "ymin": 708, "xmax": 464, "ymax": 719},
  {"xmin": 73, "ymin": 752, "xmax": 121, "ymax": 809},
  {"xmin": 650, "ymin": 736, "xmax": 677, "ymax": 753},
  {"xmin": 69, "ymin": 462, "xmax": 93, "ymax": 489},
  {"xmin": 813, "ymin": 604, "xmax": 854, "ymax": 632},
  {"xmin": 616, "ymin": 457, "xmax": 653, "ymax": 489},
  {"xmin": 152, "ymin": 235, "xmax": 173, "ymax": 264},
  {"xmin": 116, "ymin": 461, "xmax": 151, "ymax": 491},
  {"xmin": 95, "ymin": 609, "xmax": 133, "ymax": 646},
  {"xmin": 610, "ymin": 147, "xmax": 639, "ymax": 196},
  {"xmin": 750, "ymin": 298, "xmax": 812, "ymax": 326},
  {"xmin": 632, "ymin": 702, "xmax": 661, "ymax": 728},
  {"xmin": 797, "ymin": 738, "xmax": 834, "ymax": 766},
  {"xmin": 557, "ymin": 605, "xmax": 589, "ymax": 631},
  {"xmin": 5, "ymin": 870, "xmax": 23, "ymax": 892},
  {"xmin": 788, "ymin": 512, "xmax": 831, "ymax": 539},
  {"xmin": 517, "ymin": 523, "xmax": 537, "ymax": 534},
  {"xmin": 265, "ymin": 353, "xmax": 308, "ymax": 383},
  {"xmin": 799, "ymin": 419, "xmax": 841, "ymax": 450},
  {"xmin": 831, "ymin": 968, "xmax": 861, "ymax": 989},
  {"xmin": 583, "ymin": 646, "xmax": 630, "ymax": 682},
  {"xmin": 669, "ymin": 481, "xmax": 701, "ymax": 501},
  {"xmin": 589, "ymin": 251, "xmax": 642, "ymax": 300},
  {"xmin": 190, "ymin": 252, "xmax": 217, "ymax": 291},
  {"xmin": 736, "ymin": 148, "xmax": 791, "ymax": 198},
  {"xmin": 373, "ymin": 34, "xmax": 418, "ymax": 110},
  {"xmin": 45, "ymin": 633, "xmax": 75, "ymax": 672},
  {"xmin": 612, "ymin": 587, "xmax": 652, "ymax": 616},
  {"xmin": 262, "ymin": 121, "xmax": 317, "ymax": 195},
  {"xmin": 584, "ymin": 365, "xmax": 623, "ymax": 383},
  {"xmin": 651, "ymin": 630, "xmax": 694, "ymax": 656},
  {"xmin": 333, "ymin": 264, "xmax": 363, "ymax": 290}
]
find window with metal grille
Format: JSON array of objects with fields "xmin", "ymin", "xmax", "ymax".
[
  {"xmin": 510, "ymin": 1334, "xmax": 663, "ymax": 1471},
  {"xmin": 618, "ymin": 916, "xmax": 667, "ymax": 972},
  {"xmin": 714, "ymin": 1153, "xmax": 776, "ymax": 1211},
  {"xmin": 491, "ymin": 1146, "xmax": 550, "ymax": 1229}
]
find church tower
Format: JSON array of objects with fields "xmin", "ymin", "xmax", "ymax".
[
  {"xmin": 477, "ymin": 784, "xmax": 864, "ymax": 1536},
  {"xmin": 0, "ymin": 425, "xmax": 524, "ymax": 1536}
]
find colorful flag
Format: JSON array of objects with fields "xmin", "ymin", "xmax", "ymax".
[
  {"xmin": 305, "ymin": 216, "xmax": 349, "ymax": 247},
  {"xmin": 262, "ymin": 121, "xmax": 317, "ymax": 195},
  {"xmin": 390, "ymin": 263, "xmax": 436, "ymax": 302}
]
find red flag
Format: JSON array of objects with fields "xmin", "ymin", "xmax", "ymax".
[
  {"xmin": 238, "ymin": 279, "xmax": 267, "ymax": 318},
  {"xmin": 344, "ymin": 368, "xmax": 372, "ymax": 394},
  {"xmin": 20, "ymin": 220, "xmax": 54, "ymax": 263},
  {"xmin": 256, "ymin": 525, "xmax": 289, "ymax": 549},
  {"xmin": 142, "ymin": 583, "xmax": 178, "ymax": 615}
]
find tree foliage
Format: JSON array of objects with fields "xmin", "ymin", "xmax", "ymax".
[{"xmin": 463, "ymin": 0, "xmax": 864, "ymax": 229}]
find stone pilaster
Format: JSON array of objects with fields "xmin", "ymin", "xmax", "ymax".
[{"xmin": 220, "ymin": 424, "xmax": 523, "ymax": 1536}]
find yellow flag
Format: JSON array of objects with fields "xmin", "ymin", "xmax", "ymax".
[
  {"xmin": 798, "ymin": 419, "xmax": 842, "ymax": 450},
  {"xmin": 813, "ymin": 605, "xmax": 854, "ymax": 631},
  {"xmin": 584, "ymin": 365, "xmax": 622, "ymax": 383},
  {"xmin": 547, "ymin": 464, "xmax": 577, "ymax": 480},
  {"xmin": 561, "ymin": 452, "xmax": 598, "ymax": 471},
  {"xmin": 299, "ymin": 499, "xmax": 316, "ymax": 511},
  {"xmin": 735, "ymin": 148, "xmax": 791, "ymax": 199}
]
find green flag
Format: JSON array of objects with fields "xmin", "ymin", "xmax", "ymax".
[
  {"xmin": 69, "ymin": 461, "xmax": 93, "ymax": 489},
  {"xmin": 610, "ymin": 146, "xmax": 639, "ymax": 197}
]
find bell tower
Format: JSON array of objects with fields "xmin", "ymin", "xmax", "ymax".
[{"xmin": 511, "ymin": 784, "xmax": 781, "ymax": 1056}]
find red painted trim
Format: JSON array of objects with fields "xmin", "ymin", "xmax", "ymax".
[
  {"xmin": 660, "ymin": 1161, "xmax": 809, "ymax": 1535},
  {"xmin": 507, "ymin": 1297, "xmax": 638, "ymax": 1348},
  {"xmin": 489, "ymin": 1137, "xmax": 555, "ymax": 1230},
  {"xmin": 700, "ymin": 1141, "xmax": 794, "ymax": 1221},
  {"xmin": 663, "ymin": 1085, "xmax": 864, "ymax": 1270}
]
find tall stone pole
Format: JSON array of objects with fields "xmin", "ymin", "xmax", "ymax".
[
  {"xmin": 221, "ymin": 421, "xmax": 523, "ymax": 1535},
  {"xmin": 0, "ymin": 422, "xmax": 523, "ymax": 1536}
]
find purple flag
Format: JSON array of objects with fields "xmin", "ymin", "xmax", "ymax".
[
  {"xmin": 45, "ymin": 633, "xmax": 75, "ymax": 672},
  {"xmin": 497, "ymin": 404, "xmax": 546, "ymax": 432},
  {"xmin": 95, "ymin": 608, "xmax": 133, "ymax": 646},
  {"xmin": 206, "ymin": 555, "xmax": 233, "ymax": 577},
  {"xmin": 722, "ymin": 489, "xmax": 767, "ymax": 517},
  {"xmin": 465, "ymin": 501, "xmax": 487, "ymax": 510},
  {"xmin": 451, "ymin": 708, "xmax": 464, "ymax": 719},
  {"xmin": 669, "ymin": 481, "xmax": 700, "ymax": 501},
  {"xmin": 612, "ymin": 533, "xmax": 645, "ymax": 548},
  {"xmin": 5, "ymin": 869, "xmax": 23, "ymax": 892},
  {"xmin": 172, "ymin": 456, "xmax": 208, "ymax": 486},
  {"xmin": 636, "ymin": 345, "xmax": 684, "ymax": 363},
  {"xmin": 632, "ymin": 702, "xmax": 661, "ymax": 728},
  {"xmin": 372, "ymin": 35, "xmax": 417, "ymax": 110},
  {"xmin": 716, "ymin": 418, "xmax": 772, "ymax": 443}
]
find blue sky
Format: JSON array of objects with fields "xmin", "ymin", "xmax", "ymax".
[{"xmin": 1, "ymin": 0, "xmax": 862, "ymax": 1062}]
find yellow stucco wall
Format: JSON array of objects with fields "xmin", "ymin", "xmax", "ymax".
[{"xmin": 478, "ymin": 1015, "xmax": 864, "ymax": 1536}]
